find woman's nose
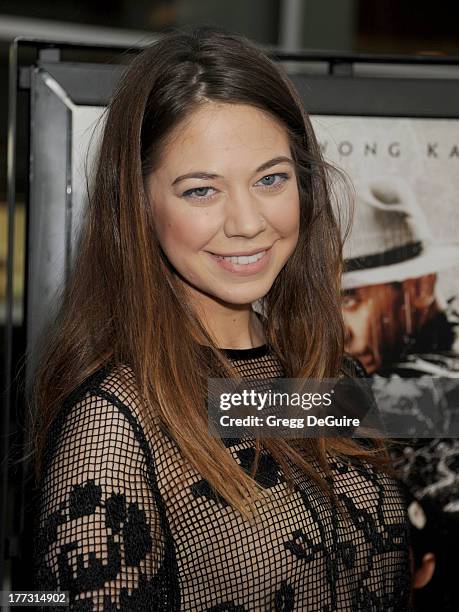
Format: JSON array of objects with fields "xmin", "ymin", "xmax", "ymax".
[{"xmin": 223, "ymin": 190, "xmax": 266, "ymax": 238}]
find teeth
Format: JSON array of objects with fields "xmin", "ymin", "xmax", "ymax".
[{"xmin": 216, "ymin": 251, "xmax": 265, "ymax": 264}]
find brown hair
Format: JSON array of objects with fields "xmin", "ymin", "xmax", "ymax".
[{"xmin": 29, "ymin": 26, "xmax": 392, "ymax": 521}]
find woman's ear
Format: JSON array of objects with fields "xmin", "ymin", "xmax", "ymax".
[{"xmin": 412, "ymin": 552, "xmax": 436, "ymax": 589}]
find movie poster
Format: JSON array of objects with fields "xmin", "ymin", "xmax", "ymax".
[{"xmin": 311, "ymin": 115, "xmax": 459, "ymax": 516}]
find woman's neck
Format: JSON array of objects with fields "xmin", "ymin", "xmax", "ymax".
[{"xmin": 190, "ymin": 298, "xmax": 266, "ymax": 350}]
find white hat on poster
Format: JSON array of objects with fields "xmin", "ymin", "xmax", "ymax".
[{"xmin": 342, "ymin": 175, "xmax": 459, "ymax": 290}]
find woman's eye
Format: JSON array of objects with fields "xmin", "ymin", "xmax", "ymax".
[
  {"xmin": 181, "ymin": 173, "xmax": 289, "ymax": 200},
  {"xmin": 182, "ymin": 186, "xmax": 217, "ymax": 200},
  {"xmin": 257, "ymin": 173, "xmax": 290, "ymax": 189},
  {"xmin": 341, "ymin": 294, "xmax": 358, "ymax": 310}
]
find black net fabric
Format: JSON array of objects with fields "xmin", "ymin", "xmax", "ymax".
[{"xmin": 34, "ymin": 344, "xmax": 411, "ymax": 611}]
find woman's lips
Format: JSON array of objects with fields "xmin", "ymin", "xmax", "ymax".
[{"xmin": 207, "ymin": 247, "xmax": 272, "ymax": 276}]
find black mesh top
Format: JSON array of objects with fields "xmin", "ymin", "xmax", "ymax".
[{"xmin": 34, "ymin": 344, "xmax": 412, "ymax": 611}]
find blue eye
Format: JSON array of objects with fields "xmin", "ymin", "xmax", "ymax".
[
  {"xmin": 181, "ymin": 172, "xmax": 290, "ymax": 202},
  {"xmin": 257, "ymin": 173, "xmax": 289, "ymax": 189},
  {"xmin": 182, "ymin": 186, "xmax": 216, "ymax": 200}
]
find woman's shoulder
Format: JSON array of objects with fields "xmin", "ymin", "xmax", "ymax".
[
  {"xmin": 38, "ymin": 362, "xmax": 167, "ymax": 501},
  {"xmin": 61, "ymin": 362, "xmax": 144, "ymax": 418},
  {"xmin": 45, "ymin": 363, "xmax": 155, "ymax": 467}
]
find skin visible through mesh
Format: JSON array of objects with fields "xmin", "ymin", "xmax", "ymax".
[{"xmin": 35, "ymin": 350, "xmax": 411, "ymax": 611}]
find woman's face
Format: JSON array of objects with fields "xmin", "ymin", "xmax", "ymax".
[
  {"xmin": 341, "ymin": 282, "xmax": 407, "ymax": 373},
  {"xmin": 146, "ymin": 102, "xmax": 300, "ymax": 309}
]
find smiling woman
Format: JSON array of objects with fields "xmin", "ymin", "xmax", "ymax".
[
  {"xmin": 29, "ymin": 26, "xmax": 412, "ymax": 611},
  {"xmin": 146, "ymin": 102, "xmax": 300, "ymax": 318}
]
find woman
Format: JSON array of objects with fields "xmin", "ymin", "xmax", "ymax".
[{"xmin": 31, "ymin": 27, "xmax": 411, "ymax": 611}]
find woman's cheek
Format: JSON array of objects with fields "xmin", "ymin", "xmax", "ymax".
[{"xmin": 269, "ymin": 191, "xmax": 300, "ymax": 235}]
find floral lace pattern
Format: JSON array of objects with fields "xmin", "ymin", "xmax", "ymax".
[{"xmin": 35, "ymin": 351, "xmax": 411, "ymax": 611}]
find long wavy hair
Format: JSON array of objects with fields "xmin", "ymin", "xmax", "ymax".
[{"xmin": 29, "ymin": 26, "xmax": 392, "ymax": 521}]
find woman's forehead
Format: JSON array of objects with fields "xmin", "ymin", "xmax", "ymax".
[{"xmin": 157, "ymin": 102, "xmax": 291, "ymax": 172}]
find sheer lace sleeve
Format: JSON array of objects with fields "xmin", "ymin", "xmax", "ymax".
[{"xmin": 34, "ymin": 381, "xmax": 172, "ymax": 611}]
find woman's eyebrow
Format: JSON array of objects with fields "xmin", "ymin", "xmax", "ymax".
[{"xmin": 171, "ymin": 156, "xmax": 294, "ymax": 186}]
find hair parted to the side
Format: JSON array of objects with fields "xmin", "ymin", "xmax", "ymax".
[{"xmin": 28, "ymin": 25, "xmax": 393, "ymax": 522}]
